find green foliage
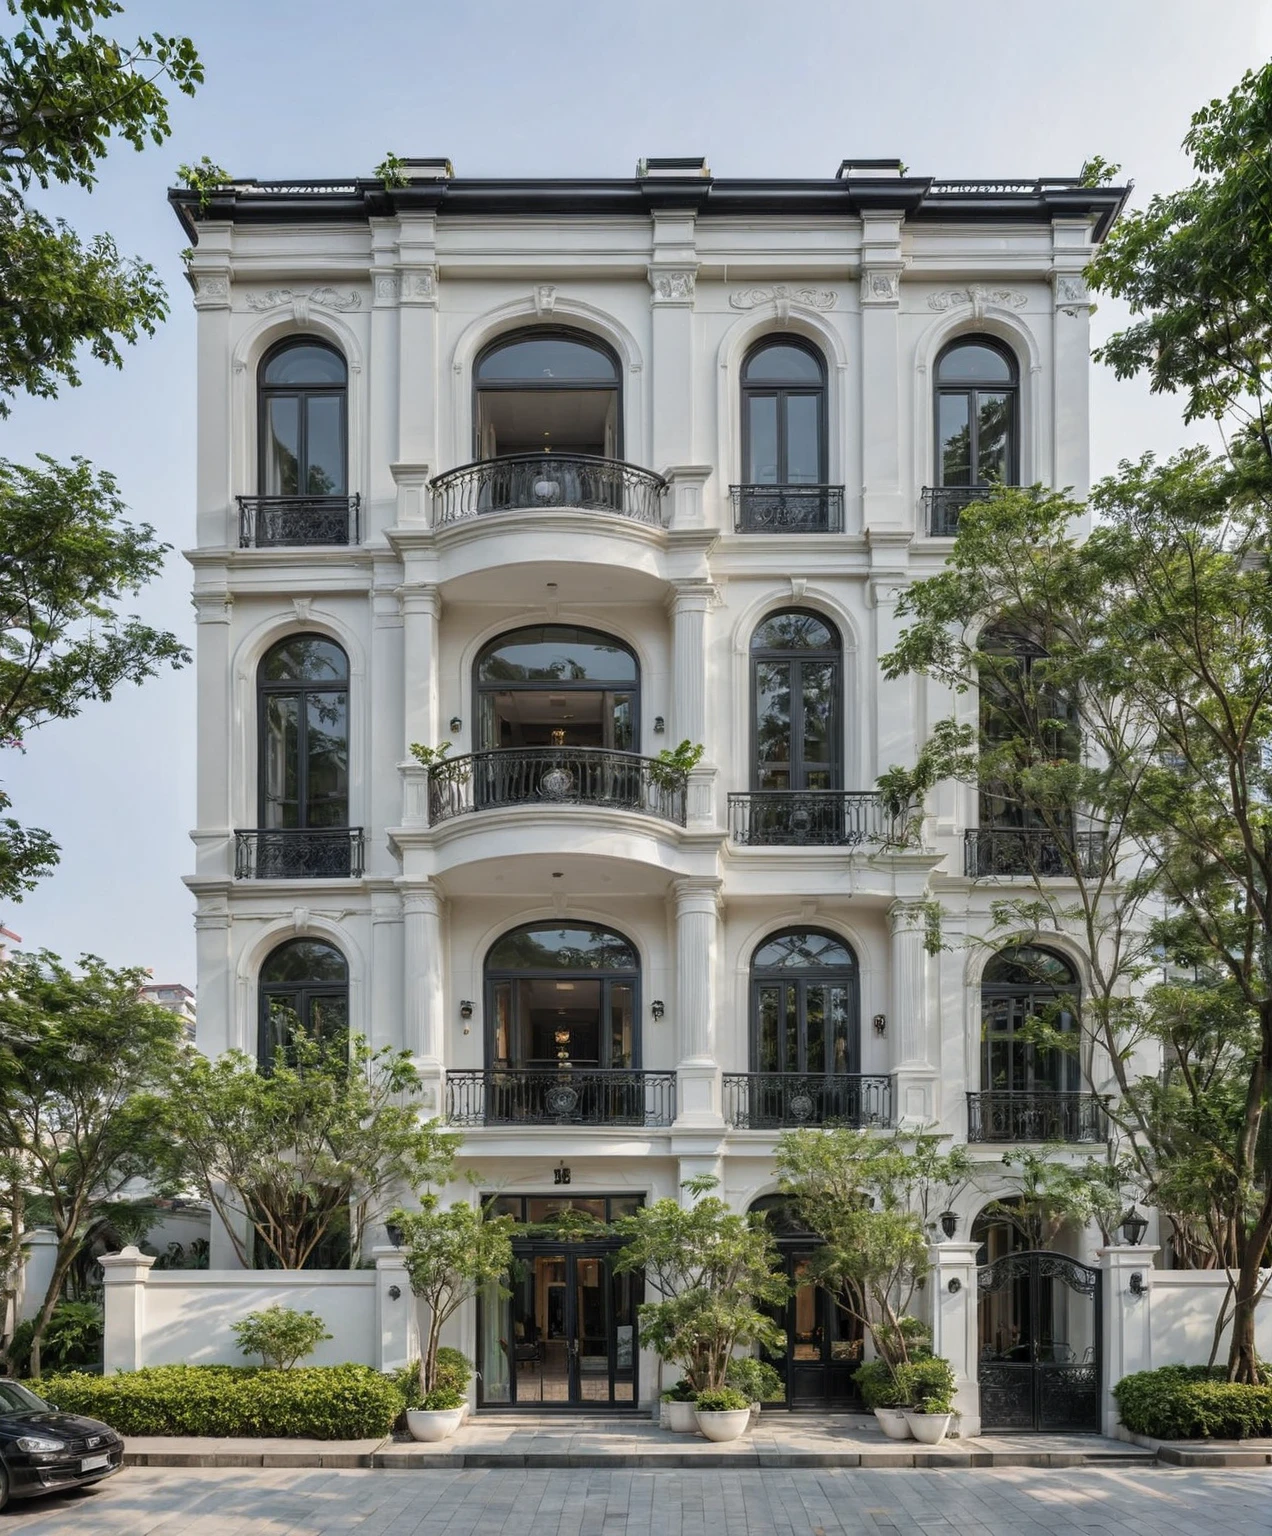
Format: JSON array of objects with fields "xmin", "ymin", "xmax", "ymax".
[
  {"xmin": 409, "ymin": 741, "xmax": 453, "ymax": 768},
  {"xmin": 0, "ymin": 952, "xmax": 186, "ymax": 1374},
  {"xmin": 1113, "ymin": 1365, "xmax": 1272, "ymax": 1439},
  {"xmin": 376, "ymin": 152, "xmax": 408, "ymax": 189},
  {"xmin": 434, "ymin": 1346, "xmax": 472, "ymax": 1395},
  {"xmin": 854, "ymin": 1359, "xmax": 908, "ymax": 1410},
  {"xmin": 160, "ymin": 1031, "xmax": 460, "ymax": 1271},
  {"xmin": 393, "ymin": 1198, "xmax": 514, "ymax": 1396},
  {"xmin": 177, "ymin": 156, "xmax": 229, "ymax": 209},
  {"xmin": 660, "ymin": 1378, "xmax": 696, "ymax": 1402},
  {"xmin": 895, "ymin": 1356, "xmax": 956, "ymax": 1412},
  {"xmin": 421, "ymin": 1386, "xmax": 465, "ymax": 1411},
  {"xmin": 725, "ymin": 1356, "xmax": 784, "ymax": 1403},
  {"xmin": 612, "ymin": 1180, "xmax": 787, "ymax": 1393},
  {"xmin": 650, "ymin": 740, "xmax": 705, "ymax": 789},
  {"xmin": 985, "ymin": 1151, "xmax": 1127, "ymax": 1251},
  {"xmin": 693, "ymin": 1387, "xmax": 750, "ymax": 1413},
  {"xmin": 35, "ymin": 1364, "xmax": 404, "ymax": 1439},
  {"xmin": 1078, "ymin": 155, "xmax": 1122, "ymax": 188},
  {"xmin": 231, "ymin": 1305, "xmax": 332, "ymax": 1371},
  {"xmin": 0, "ymin": 454, "xmax": 188, "ymax": 897}
]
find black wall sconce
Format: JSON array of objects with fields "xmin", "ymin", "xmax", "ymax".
[
  {"xmin": 385, "ymin": 1220, "xmax": 403, "ymax": 1248},
  {"xmin": 939, "ymin": 1210, "xmax": 958, "ymax": 1240},
  {"xmin": 1120, "ymin": 1207, "xmax": 1148, "ymax": 1246},
  {"xmin": 947, "ymin": 1277, "xmax": 962, "ymax": 1294},
  {"xmin": 651, "ymin": 1000, "xmax": 665, "ymax": 1020},
  {"xmin": 873, "ymin": 1014, "xmax": 887, "ymax": 1036},
  {"xmin": 1128, "ymin": 1271, "xmax": 1145, "ymax": 1296},
  {"xmin": 387, "ymin": 1284, "xmax": 402, "ymax": 1300},
  {"xmin": 459, "ymin": 1000, "xmax": 474, "ymax": 1020},
  {"xmin": 653, "ymin": 716, "xmax": 665, "ymax": 734},
  {"xmin": 449, "ymin": 716, "xmax": 462, "ymax": 733}
]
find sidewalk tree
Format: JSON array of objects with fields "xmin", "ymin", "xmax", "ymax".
[
  {"xmin": 0, "ymin": 3, "xmax": 203, "ymax": 903},
  {"xmin": 0, "ymin": 951, "xmax": 184, "ymax": 1375},
  {"xmin": 161, "ymin": 1032, "xmax": 459, "ymax": 1270}
]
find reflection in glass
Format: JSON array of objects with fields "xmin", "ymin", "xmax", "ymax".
[
  {"xmin": 259, "ymin": 341, "xmax": 347, "ymax": 496},
  {"xmin": 935, "ymin": 339, "xmax": 1017, "ymax": 490},
  {"xmin": 750, "ymin": 611, "xmax": 841, "ymax": 791},
  {"xmin": 742, "ymin": 339, "xmax": 826, "ymax": 486},
  {"xmin": 258, "ymin": 938, "xmax": 348, "ymax": 1065},
  {"xmin": 752, "ymin": 930, "xmax": 858, "ymax": 1076},
  {"xmin": 981, "ymin": 945, "xmax": 1079, "ymax": 1094},
  {"xmin": 257, "ymin": 637, "xmax": 349, "ymax": 832}
]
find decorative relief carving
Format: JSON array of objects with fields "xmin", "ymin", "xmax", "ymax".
[
  {"xmin": 927, "ymin": 285, "xmax": 1027, "ymax": 318},
  {"xmin": 649, "ymin": 269, "xmax": 696, "ymax": 303},
  {"xmin": 401, "ymin": 269, "xmax": 436, "ymax": 301},
  {"xmin": 533, "ymin": 283, "xmax": 557, "ymax": 317},
  {"xmin": 193, "ymin": 274, "xmax": 229, "ymax": 308},
  {"xmin": 245, "ymin": 286, "xmax": 362, "ymax": 313},
  {"xmin": 861, "ymin": 270, "xmax": 900, "ymax": 303},
  {"xmin": 728, "ymin": 283, "xmax": 836, "ymax": 313},
  {"xmin": 374, "ymin": 274, "xmax": 400, "ymax": 303},
  {"xmin": 1054, "ymin": 274, "xmax": 1090, "ymax": 317}
]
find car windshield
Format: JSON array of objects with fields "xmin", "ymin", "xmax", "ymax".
[{"xmin": 0, "ymin": 1381, "xmax": 47, "ymax": 1413}]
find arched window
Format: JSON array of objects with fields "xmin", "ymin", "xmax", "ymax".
[
  {"xmin": 741, "ymin": 339, "xmax": 826, "ymax": 486},
  {"xmin": 751, "ymin": 611, "xmax": 841, "ymax": 792},
  {"xmin": 258, "ymin": 636, "xmax": 349, "ymax": 830},
  {"xmin": 750, "ymin": 929, "xmax": 859, "ymax": 1080},
  {"xmin": 485, "ymin": 922, "xmax": 640, "ymax": 1072},
  {"xmin": 476, "ymin": 625, "xmax": 638, "ymax": 752},
  {"xmin": 980, "ymin": 945, "xmax": 1079, "ymax": 1096},
  {"xmin": 474, "ymin": 328, "xmax": 621, "ymax": 459},
  {"xmin": 258, "ymin": 937, "xmax": 348, "ymax": 1066},
  {"xmin": 258, "ymin": 341, "xmax": 347, "ymax": 496},
  {"xmin": 934, "ymin": 338, "xmax": 1017, "ymax": 489}
]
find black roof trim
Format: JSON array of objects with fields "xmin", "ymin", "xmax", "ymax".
[{"xmin": 169, "ymin": 175, "xmax": 1129, "ymax": 245}]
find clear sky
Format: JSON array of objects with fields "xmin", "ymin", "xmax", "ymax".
[{"xmin": 2, "ymin": 0, "xmax": 1268, "ymax": 984}]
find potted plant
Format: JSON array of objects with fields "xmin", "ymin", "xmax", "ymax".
[
  {"xmin": 392, "ymin": 1196, "xmax": 514, "ymax": 1441},
  {"xmin": 726, "ymin": 1356, "xmax": 784, "ymax": 1427},
  {"xmin": 660, "ymin": 1378, "xmax": 699, "ymax": 1433},
  {"xmin": 693, "ymin": 1386, "xmax": 753, "ymax": 1443},
  {"xmin": 854, "ymin": 1358, "xmax": 912, "ymax": 1440},
  {"xmin": 904, "ymin": 1389, "xmax": 956, "ymax": 1445},
  {"xmin": 647, "ymin": 739, "xmax": 704, "ymax": 792},
  {"xmin": 899, "ymin": 1356, "xmax": 957, "ymax": 1444}
]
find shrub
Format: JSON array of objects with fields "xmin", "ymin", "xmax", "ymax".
[
  {"xmin": 231, "ymin": 1305, "xmax": 331, "ymax": 1370},
  {"xmin": 434, "ymin": 1347, "xmax": 472, "ymax": 1395},
  {"xmin": 7, "ymin": 1302, "xmax": 104, "ymax": 1376},
  {"xmin": 694, "ymin": 1386, "xmax": 750, "ymax": 1413},
  {"xmin": 854, "ymin": 1359, "xmax": 907, "ymax": 1410},
  {"xmin": 36, "ymin": 1364, "xmax": 404, "ymax": 1440},
  {"xmin": 660, "ymin": 1378, "xmax": 696, "ymax": 1403},
  {"xmin": 1113, "ymin": 1365, "xmax": 1272, "ymax": 1440},
  {"xmin": 421, "ymin": 1386, "xmax": 465, "ymax": 1410},
  {"xmin": 726, "ymin": 1356, "xmax": 785, "ymax": 1404},
  {"xmin": 895, "ymin": 1356, "xmax": 956, "ymax": 1411}
]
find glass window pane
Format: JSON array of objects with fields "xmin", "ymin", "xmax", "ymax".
[
  {"xmin": 263, "ymin": 995, "xmax": 301, "ymax": 1060},
  {"xmin": 784, "ymin": 394, "xmax": 821, "ymax": 484},
  {"xmin": 477, "ymin": 334, "xmax": 617, "ymax": 383},
  {"xmin": 937, "ymin": 342, "xmax": 1014, "ymax": 384},
  {"xmin": 262, "ymin": 638, "xmax": 348, "ymax": 684},
  {"xmin": 783, "ymin": 985, "xmax": 798, "ymax": 1072},
  {"xmin": 758, "ymin": 985, "xmax": 781, "ymax": 1072},
  {"xmin": 747, "ymin": 394, "xmax": 779, "ymax": 483},
  {"xmin": 480, "ymin": 1276, "xmax": 512, "ymax": 1403},
  {"xmin": 938, "ymin": 393, "xmax": 971, "ymax": 486},
  {"xmin": 304, "ymin": 690, "xmax": 348, "ymax": 826},
  {"xmin": 309, "ymin": 995, "xmax": 348, "ymax": 1046},
  {"xmin": 265, "ymin": 397, "xmax": 300, "ymax": 496},
  {"xmin": 800, "ymin": 661, "xmax": 837, "ymax": 768},
  {"xmin": 305, "ymin": 395, "xmax": 346, "ymax": 495},
  {"xmin": 755, "ymin": 660, "xmax": 791, "ymax": 785},
  {"xmin": 751, "ymin": 611, "xmax": 839, "ymax": 652},
  {"xmin": 976, "ymin": 392, "xmax": 1011, "ymax": 482},
  {"xmin": 264, "ymin": 344, "xmax": 346, "ymax": 386},
  {"xmin": 478, "ymin": 626, "xmax": 637, "ymax": 684},
  {"xmin": 805, "ymin": 986, "xmax": 826, "ymax": 1073},
  {"xmin": 262, "ymin": 695, "xmax": 299, "ymax": 827},
  {"xmin": 487, "ymin": 924, "xmax": 638, "ymax": 972},
  {"xmin": 984, "ymin": 947, "xmax": 1076, "ymax": 987},
  {"xmin": 610, "ymin": 693, "xmax": 634, "ymax": 751},
  {"xmin": 261, "ymin": 940, "xmax": 347, "ymax": 985},
  {"xmin": 609, "ymin": 983, "xmax": 634, "ymax": 1068},
  {"xmin": 493, "ymin": 981, "xmax": 511, "ymax": 1064},
  {"xmin": 753, "ymin": 930, "xmax": 856, "ymax": 971},
  {"xmin": 744, "ymin": 343, "xmax": 823, "ymax": 384}
]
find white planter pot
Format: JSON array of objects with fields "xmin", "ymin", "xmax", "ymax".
[
  {"xmin": 695, "ymin": 1407, "xmax": 751, "ymax": 1443},
  {"xmin": 904, "ymin": 1411, "xmax": 952, "ymax": 1445},
  {"xmin": 406, "ymin": 1407, "xmax": 465, "ymax": 1442},
  {"xmin": 666, "ymin": 1399, "xmax": 699, "ymax": 1433},
  {"xmin": 874, "ymin": 1406, "xmax": 913, "ymax": 1441}
]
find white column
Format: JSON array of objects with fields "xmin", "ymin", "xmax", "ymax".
[
  {"xmin": 670, "ymin": 581, "xmax": 717, "ymax": 827},
  {"xmin": 192, "ymin": 593, "xmax": 233, "ymax": 878},
  {"xmin": 374, "ymin": 1245, "xmax": 420, "ymax": 1375},
  {"xmin": 193, "ymin": 904, "xmax": 232, "ymax": 1055},
  {"xmin": 403, "ymin": 882, "xmax": 445, "ymax": 1111},
  {"xmin": 662, "ymin": 464, "xmax": 715, "ymax": 532},
  {"xmin": 673, "ymin": 877, "xmax": 722, "ymax": 1126},
  {"xmin": 928, "ymin": 1241, "xmax": 981, "ymax": 1437},
  {"xmin": 1051, "ymin": 229, "xmax": 1094, "ymax": 503},
  {"xmin": 889, "ymin": 901, "xmax": 936, "ymax": 1125},
  {"xmin": 369, "ymin": 566, "xmax": 404, "ymax": 875},
  {"xmin": 648, "ymin": 209, "xmax": 697, "ymax": 471},
  {"xmin": 1099, "ymin": 1244, "xmax": 1158, "ymax": 1439},
  {"xmin": 400, "ymin": 583, "xmax": 441, "ymax": 758},
  {"xmin": 859, "ymin": 212, "xmax": 907, "ymax": 531},
  {"xmin": 396, "ymin": 217, "xmax": 438, "ymax": 470},
  {"xmin": 99, "ymin": 1245, "xmax": 155, "ymax": 1374},
  {"xmin": 189, "ymin": 236, "xmax": 233, "ymax": 550}
]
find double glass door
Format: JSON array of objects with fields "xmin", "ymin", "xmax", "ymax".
[{"xmin": 480, "ymin": 1246, "xmax": 639, "ymax": 1409}]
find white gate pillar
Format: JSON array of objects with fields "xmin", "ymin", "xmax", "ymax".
[
  {"xmin": 928, "ymin": 1241, "xmax": 981, "ymax": 1436},
  {"xmin": 1098, "ymin": 1244, "xmax": 1158, "ymax": 1438},
  {"xmin": 99, "ymin": 1246, "xmax": 156, "ymax": 1374}
]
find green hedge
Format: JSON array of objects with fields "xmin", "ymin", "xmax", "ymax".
[
  {"xmin": 1114, "ymin": 1365, "xmax": 1272, "ymax": 1440},
  {"xmin": 37, "ymin": 1364, "xmax": 405, "ymax": 1440}
]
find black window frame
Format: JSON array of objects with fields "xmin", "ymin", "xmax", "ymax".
[
  {"xmin": 483, "ymin": 921, "xmax": 642, "ymax": 1072},
  {"xmin": 749, "ymin": 609, "xmax": 842, "ymax": 792},
  {"xmin": 979, "ymin": 945, "xmax": 1080, "ymax": 1094},
  {"xmin": 473, "ymin": 326, "xmax": 623, "ymax": 460},
  {"xmin": 740, "ymin": 337, "xmax": 828, "ymax": 486},
  {"xmin": 256, "ymin": 634, "xmax": 351, "ymax": 832},
  {"xmin": 934, "ymin": 337, "xmax": 1019, "ymax": 489},
  {"xmin": 257, "ymin": 339, "xmax": 349, "ymax": 497},
  {"xmin": 748, "ymin": 927, "xmax": 860, "ymax": 1076},
  {"xmin": 257, "ymin": 936, "xmax": 349, "ymax": 1068}
]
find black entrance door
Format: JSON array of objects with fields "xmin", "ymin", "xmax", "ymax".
[
  {"xmin": 478, "ymin": 1243, "xmax": 640, "ymax": 1410},
  {"xmin": 977, "ymin": 1250, "xmax": 1101, "ymax": 1432}
]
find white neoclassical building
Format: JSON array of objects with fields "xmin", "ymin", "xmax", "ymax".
[{"xmin": 173, "ymin": 158, "xmax": 1129, "ymax": 1420}]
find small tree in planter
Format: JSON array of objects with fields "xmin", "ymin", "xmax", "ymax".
[
  {"xmin": 612, "ymin": 1177, "xmax": 788, "ymax": 1396},
  {"xmin": 392, "ymin": 1196, "xmax": 514, "ymax": 1432},
  {"xmin": 232, "ymin": 1304, "xmax": 331, "ymax": 1369}
]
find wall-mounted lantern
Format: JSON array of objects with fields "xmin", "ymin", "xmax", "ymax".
[{"xmin": 651, "ymin": 999, "xmax": 665, "ymax": 1020}]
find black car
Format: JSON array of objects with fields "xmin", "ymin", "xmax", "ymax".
[{"xmin": 0, "ymin": 1379, "xmax": 123, "ymax": 1512}]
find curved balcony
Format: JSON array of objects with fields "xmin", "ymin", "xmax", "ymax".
[
  {"xmin": 723, "ymin": 1072, "xmax": 893, "ymax": 1130},
  {"xmin": 728, "ymin": 791, "xmax": 894, "ymax": 847},
  {"xmin": 427, "ymin": 748, "xmax": 687, "ymax": 828},
  {"xmin": 431, "ymin": 454, "xmax": 666, "ymax": 527}
]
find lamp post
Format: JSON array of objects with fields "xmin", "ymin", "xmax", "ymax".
[{"xmin": 1119, "ymin": 1207, "xmax": 1148, "ymax": 1246}]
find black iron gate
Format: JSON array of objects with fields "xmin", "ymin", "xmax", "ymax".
[{"xmin": 977, "ymin": 1250, "xmax": 1101, "ymax": 1432}]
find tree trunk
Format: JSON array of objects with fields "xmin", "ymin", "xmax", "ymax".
[
  {"xmin": 27, "ymin": 1240, "xmax": 77, "ymax": 1380},
  {"xmin": 1227, "ymin": 1255, "xmax": 1267, "ymax": 1384}
]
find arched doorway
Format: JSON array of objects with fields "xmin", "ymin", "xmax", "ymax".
[{"xmin": 749, "ymin": 1195, "xmax": 864, "ymax": 1410}]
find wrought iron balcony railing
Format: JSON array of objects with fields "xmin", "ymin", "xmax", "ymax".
[
  {"xmin": 728, "ymin": 791, "xmax": 895, "ymax": 847},
  {"xmin": 967, "ymin": 1090, "xmax": 1108, "ymax": 1144},
  {"xmin": 965, "ymin": 828, "xmax": 1107, "ymax": 878},
  {"xmin": 234, "ymin": 827, "xmax": 365, "ymax": 879},
  {"xmin": 430, "ymin": 454, "xmax": 665, "ymax": 527},
  {"xmin": 921, "ymin": 485, "xmax": 1016, "ymax": 537},
  {"xmin": 237, "ymin": 494, "xmax": 360, "ymax": 547},
  {"xmin": 730, "ymin": 484, "xmax": 844, "ymax": 533},
  {"xmin": 427, "ymin": 748, "xmax": 687, "ymax": 828},
  {"xmin": 723, "ymin": 1073, "xmax": 894, "ymax": 1130},
  {"xmin": 446, "ymin": 1068, "xmax": 676, "ymax": 1128}
]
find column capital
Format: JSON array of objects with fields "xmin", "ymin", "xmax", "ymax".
[
  {"xmin": 672, "ymin": 875, "xmax": 723, "ymax": 914},
  {"xmin": 667, "ymin": 578, "xmax": 721, "ymax": 614},
  {"xmin": 397, "ymin": 582, "xmax": 442, "ymax": 619},
  {"xmin": 888, "ymin": 899, "xmax": 930, "ymax": 935},
  {"xmin": 399, "ymin": 879, "xmax": 445, "ymax": 917}
]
